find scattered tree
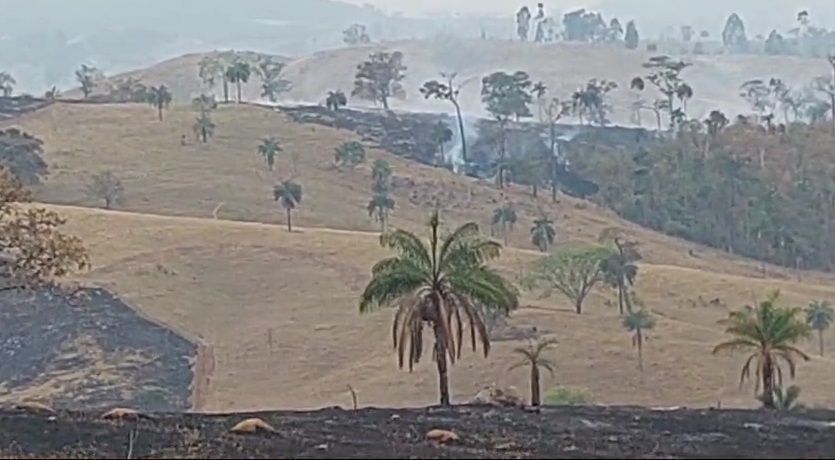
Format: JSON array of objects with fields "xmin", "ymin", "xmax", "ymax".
[
  {"xmin": 257, "ymin": 56, "xmax": 292, "ymax": 103},
  {"xmin": 599, "ymin": 235, "xmax": 640, "ymax": 315},
  {"xmin": 722, "ymin": 13, "xmax": 748, "ymax": 52},
  {"xmin": 624, "ymin": 20, "xmax": 640, "ymax": 50},
  {"xmin": 371, "ymin": 159, "xmax": 392, "ymax": 194},
  {"xmin": 430, "ymin": 122, "xmax": 453, "ymax": 165},
  {"xmin": 572, "ymin": 79, "xmax": 618, "ymax": 126},
  {"xmin": 75, "ymin": 64, "xmax": 103, "ymax": 99},
  {"xmin": 481, "ymin": 71, "xmax": 533, "ymax": 187},
  {"xmin": 509, "ymin": 338, "xmax": 558, "ymax": 407},
  {"xmin": 358, "ymin": 211, "xmax": 519, "ymax": 406},
  {"xmin": 273, "ymin": 180, "xmax": 303, "ymax": 232},
  {"xmin": 352, "ymin": 51, "xmax": 407, "ymax": 110},
  {"xmin": 623, "ymin": 308, "xmax": 655, "ymax": 371},
  {"xmin": 367, "ymin": 192, "xmax": 395, "ymax": 232},
  {"xmin": 713, "ymin": 291, "xmax": 810, "ymax": 409},
  {"xmin": 146, "ymin": 85, "xmax": 172, "ymax": 121},
  {"xmin": 0, "ymin": 72, "xmax": 15, "ymax": 97},
  {"xmin": 421, "ymin": 73, "xmax": 469, "ymax": 162},
  {"xmin": 0, "ymin": 128, "xmax": 48, "ymax": 186},
  {"xmin": 633, "ymin": 56, "xmax": 692, "ymax": 129},
  {"xmin": 257, "ymin": 137, "xmax": 282, "ymax": 171},
  {"xmin": 516, "ymin": 7, "xmax": 532, "ymax": 41},
  {"xmin": 523, "ymin": 245, "xmax": 609, "ymax": 314},
  {"xmin": 84, "ymin": 170, "xmax": 125, "ymax": 209},
  {"xmin": 193, "ymin": 112, "xmax": 216, "ymax": 143},
  {"xmin": 806, "ymin": 300, "xmax": 833, "ymax": 356},
  {"xmin": 530, "ymin": 216, "xmax": 556, "ymax": 252},
  {"xmin": 542, "ymin": 97, "xmax": 572, "ymax": 201},
  {"xmin": 815, "ymin": 55, "xmax": 835, "ymax": 135},
  {"xmin": 198, "ymin": 55, "xmax": 225, "ymax": 99},
  {"xmin": 343, "ymin": 24, "xmax": 371, "ymax": 45},
  {"xmin": 226, "ymin": 58, "xmax": 252, "ymax": 103},
  {"xmin": 334, "ymin": 141, "xmax": 366, "ymax": 168},
  {"xmin": 491, "ymin": 204, "xmax": 517, "ymax": 246},
  {"xmin": 326, "ymin": 90, "xmax": 348, "ymax": 111}
]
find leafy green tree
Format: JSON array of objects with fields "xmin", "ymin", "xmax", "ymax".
[
  {"xmin": 509, "ymin": 338, "xmax": 558, "ymax": 406},
  {"xmin": 326, "ymin": 90, "xmax": 348, "ymax": 111},
  {"xmin": 530, "ymin": 216, "xmax": 556, "ymax": 252},
  {"xmin": 334, "ymin": 141, "xmax": 366, "ymax": 168},
  {"xmin": 806, "ymin": 300, "xmax": 833, "ymax": 356},
  {"xmin": 257, "ymin": 137, "xmax": 282, "ymax": 171},
  {"xmin": 571, "ymin": 79, "xmax": 618, "ymax": 126},
  {"xmin": 632, "ymin": 57, "xmax": 692, "ymax": 129},
  {"xmin": 421, "ymin": 73, "xmax": 468, "ymax": 162},
  {"xmin": 713, "ymin": 291, "xmax": 811, "ymax": 409},
  {"xmin": 624, "ymin": 20, "xmax": 640, "ymax": 49},
  {"xmin": 75, "ymin": 64, "xmax": 103, "ymax": 99},
  {"xmin": 491, "ymin": 204, "xmax": 517, "ymax": 246},
  {"xmin": 524, "ymin": 245, "xmax": 609, "ymax": 314},
  {"xmin": 352, "ymin": 51, "xmax": 407, "ymax": 110},
  {"xmin": 257, "ymin": 56, "xmax": 292, "ymax": 103},
  {"xmin": 226, "ymin": 59, "xmax": 252, "ymax": 103},
  {"xmin": 599, "ymin": 236, "xmax": 640, "ymax": 315},
  {"xmin": 623, "ymin": 308, "xmax": 655, "ymax": 371},
  {"xmin": 371, "ymin": 159, "xmax": 392, "ymax": 194},
  {"xmin": 198, "ymin": 55, "xmax": 225, "ymax": 99},
  {"xmin": 430, "ymin": 121, "xmax": 453, "ymax": 165},
  {"xmin": 146, "ymin": 85, "xmax": 172, "ymax": 121},
  {"xmin": 273, "ymin": 180, "xmax": 303, "ymax": 232},
  {"xmin": 481, "ymin": 71, "xmax": 533, "ymax": 187},
  {"xmin": 359, "ymin": 211, "xmax": 519, "ymax": 406},
  {"xmin": 0, "ymin": 72, "xmax": 15, "ymax": 97},
  {"xmin": 367, "ymin": 192, "xmax": 395, "ymax": 232}
]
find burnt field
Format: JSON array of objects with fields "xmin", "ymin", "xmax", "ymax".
[{"xmin": 2, "ymin": 405, "xmax": 835, "ymax": 458}]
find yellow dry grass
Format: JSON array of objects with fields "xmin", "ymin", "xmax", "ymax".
[{"xmin": 7, "ymin": 102, "xmax": 835, "ymax": 411}]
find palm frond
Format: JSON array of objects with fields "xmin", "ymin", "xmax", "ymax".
[
  {"xmin": 359, "ymin": 267, "xmax": 426, "ymax": 313},
  {"xmin": 712, "ymin": 338, "xmax": 759, "ymax": 355},
  {"xmin": 379, "ymin": 229, "xmax": 432, "ymax": 270}
]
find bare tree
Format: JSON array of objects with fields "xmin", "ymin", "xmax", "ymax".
[{"xmin": 85, "ymin": 171, "xmax": 125, "ymax": 209}]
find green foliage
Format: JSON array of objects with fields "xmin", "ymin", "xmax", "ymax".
[
  {"xmin": 198, "ymin": 55, "xmax": 225, "ymax": 90},
  {"xmin": 624, "ymin": 307, "xmax": 655, "ymax": 371},
  {"xmin": 257, "ymin": 56, "xmax": 292, "ymax": 102},
  {"xmin": 75, "ymin": 64, "xmax": 103, "ymax": 99},
  {"xmin": 146, "ymin": 85, "xmax": 172, "ymax": 121},
  {"xmin": 491, "ymin": 204, "xmax": 517, "ymax": 245},
  {"xmin": 273, "ymin": 180, "xmax": 303, "ymax": 231},
  {"xmin": 530, "ymin": 217, "xmax": 556, "ymax": 252},
  {"xmin": 713, "ymin": 291, "xmax": 811, "ymax": 408},
  {"xmin": 326, "ymin": 90, "xmax": 348, "ymax": 111},
  {"xmin": 352, "ymin": 51, "xmax": 407, "ymax": 110},
  {"xmin": 481, "ymin": 71, "xmax": 533, "ymax": 122},
  {"xmin": 544, "ymin": 386, "xmax": 592, "ymax": 406},
  {"xmin": 192, "ymin": 112, "xmax": 216, "ymax": 143},
  {"xmin": 509, "ymin": 337, "xmax": 558, "ymax": 406},
  {"xmin": 431, "ymin": 121, "xmax": 453, "ymax": 163},
  {"xmin": 371, "ymin": 159, "xmax": 392, "ymax": 194},
  {"xmin": 421, "ymin": 73, "xmax": 468, "ymax": 162},
  {"xmin": 367, "ymin": 192, "xmax": 395, "ymax": 231},
  {"xmin": 759, "ymin": 385, "xmax": 803, "ymax": 411},
  {"xmin": 85, "ymin": 170, "xmax": 125, "ymax": 209},
  {"xmin": 598, "ymin": 237, "xmax": 640, "ymax": 315},
  {"xmin": 624, "ymin": 20, "xmax": 639, "ymax": 49},
  {"xmin": 571, "ymin": 79, "xmax": 618, "ymax": 126},
  {"xmin": 257, "ymin": 137, "xmax": 282, "ymax": 171},
  {"xmin": 0, "ymin": 72, "xmax": 15, "ymax": 97},
  {"xmin": 334, "ymin": 141, "xmax": 366, "ymax": 168},
  {"xmin": 806, "ymin": 300, "xmax": 834, "ymax": 356},
  {"xmin": 226, "ymin": 58, "xmax": 252, "ymax": 103},
  {"xmin": 523, "ymin": 245, "xmax": 609, "ymax": 314},
  {"xmin": 722, "ymin": 13, "xmax": 748, "ymax": 52},
  {"xmin": 359, "ymin": 212, "xmax": 519, "ymax": 405}
]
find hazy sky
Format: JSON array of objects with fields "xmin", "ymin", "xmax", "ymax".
[{"xmin": 346, "ymin": 0, "xmax": 594, "ymax": 15}]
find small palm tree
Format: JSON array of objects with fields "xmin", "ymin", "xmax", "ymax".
[
  {"xmin": 713, "ymin": 291, "xmax": 811, "ymax": 409},
  {"xmin": 492, "ymin": 204, "xmax": 517, "ymax": 246},
  {"xmin": 623, "ymin": 308, "xmax": 655, "ymax": 371},
  {"xmin": 226, "ymin": 60, "xmax": 252, "ymax": 103},
  {"xmin": 532, "ymin": 81, "xmax": 548, "ymax": 120},
  {"xmin": 760, "ymin": 385, "xmax": 802, "ymax": 411},
  {"xmin": 530, "ymin": 216, "xmax": 556, "ymax": 252},
  {"xmin": 509, "ymin": 337, "xmax": 558, "ymax": 406},
  {"xmin": 367, "ymin": 192, "xmax": 395, "ymax": 232},
  {"xmin": 806, "ymin": 301, "xmax": 833, "ymax": 356},
  {"xmin": 146, "ymin": 85, "xmax": 173, "ymax": 121},
  {"xmin": 359, "ymin": 211, "xmax": 519, "ymax": 406},
  {"xmin": 371, "ymin": 159, "xmax": 392, "ymax": 194},
  {"xmin": 273, "ymin": 180, "xmax": 303, "ymax": 232},
  {"xmin": 257, "ymin": 137, "xmax": 282, "ymax": 171},
  {"xmin": 430, "ymin": 122, "xmax": 453, "ymax": 165},
  {"xmin": 600, "ymin": 238, "xmax": 640, "ymax": 315},
  {"xmin": 0, "ymin": 72, "xmax": 15, "ymax": 97},
  {"xmin": 193, "ymin": 112, "xmax": 216, "ymax": 143}
]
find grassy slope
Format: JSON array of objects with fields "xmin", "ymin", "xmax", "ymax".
[{"xmin": 8, "ymin": 102, "xmax": 835, "ymax": 411}]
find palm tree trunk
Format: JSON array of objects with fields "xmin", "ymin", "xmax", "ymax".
[
  {"xmin": 202, "ymin": 128, "xmax": 208, "ymax": 143},
  {"xmin": 762, "ymin": 356, "xmax": 775, "ymax": 409},
  {"xmin": 434, "ymin": 330, "xmax": 451, "ymax": 406},
  {"xmin": 237, "ymin": 81, "xmax": 243, "ymax": 103},
  {"xmin": 575, "ymin": 298, "xmax": 583, "ymax": 315},
  {"xmin": 503, "ymin": 223, "xmax": 509, "ymax": 246},
  {"xmin": 382, "ymin": 96, "xmax": 389, "ymax": 110},
  {"xmin": 637, "ymin": 331, "xmax": 644, "ymax": 371},
  {"xmin": 453, "ymin": 100, "xmax": 467, "ymax": 162},
  {"xmin": 820, "ymin": 329, "xmax": 825, "ymax": 356},
  {"xmin": 158, "ymin": 105, "xmax": 164, "ymax": 121},
  {"xmin": 530, "ymin": 365, "xmax": 541, "ymax": 406},
  {"xmin": 532, "ymin": 183, "xmax": 538, "ymax": 197},
  {"xmin": 617, "ymin": 286, "xmax": 624, "ymax": 315},
  {"xmin": 286, "ymin": 208, "xmax": 292, "ymax": 232},
  {"xmin": 223, "ymin": 80, "xmax": 229, "ymax": 103}
]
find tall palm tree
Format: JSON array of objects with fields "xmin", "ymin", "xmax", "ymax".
[
  {"xmin": 367, "ymin": 192, "xmax": 395, "ymax": 232},
  {"xmin": 713, "ymin": 291, "xmax": 811, "ymax": 409},
  {"xmin": 359, "ymin": 212, "xmax": 519, "ymax": 406},
  {"xmin": 805, "ymin": 300, "xmax": 834, "ymax": 356},
  {"xmin": 530, "ymin": 216, "xmax": 556, "ymax": 252},
  {"xmin": 257, "ymin": 137, "xmax": 282, "ymax": 171},
  {"xmin": 492, "ymin": 204, "xmax": 517, "ymax": 246},
  {"xmin": 531, "ymin": 81, "xmax": 548, "ymax": 120},
  {"xmin": 0, "ymin": 72, "xmax": 15, "ymax": 97},
  {"xmin": 600, "ymin": 238, "xmax": 639, "ymax": 315},
  {"xmin": 508, "ymin": 337, "xmax": 557, "ymax": 406},
  {"xmin": 146, "ymin": 85, "xmax": 172, "ymax": 121},
  {"xmin": 226, "ymin": 60, "xmax": 252, "ymax": 103},
  {"xmin": 371, "ymin": 159, "xmax": 392, "ymax": 194},
  {"xmin": 623, "ymin": 309, "xmax": 655, "ymax": 371},
  {"xmin": 273, "ymin": 180, "xmax": 303, "ymax": 232}
]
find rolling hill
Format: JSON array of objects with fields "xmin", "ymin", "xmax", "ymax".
[{"xmin": 4, "ymin": 101, "xmax": 835, "ymax": 411}]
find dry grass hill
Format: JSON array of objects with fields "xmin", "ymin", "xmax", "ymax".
[
  {"xmin": 94, "ymin": 39, "xmax": 833, "ymax": 124},
  {"xmin": 6, "ymin": 101, "xmax": 835, "ymax": 412}
]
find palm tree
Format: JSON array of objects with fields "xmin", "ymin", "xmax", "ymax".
[
  {"xmin": 623, "ymin": 309, "xmax": 655, "ymax": 371},
  {"xmin": 531, "ymin": 81, "xmax": 548, "ymax": 120},
  {"xmin": 257, "ymin": 137, "xmax": 282, "ymax": 171},
  {"xmin": 226, "ymin": 60, "xmax": 252, "ymax": 103},
  {"xmin": 273, "ymin": 180, "xmax": 302, "ymax": 232},
  {"xmin": 763, "ymin": 385, "xmax": 802, "ymax": 411},
  {"xmin": 600, "ymin": 238, "xmax": 639, "ymax": 315},
  {"xmin": 509, "ymin": 337, "xmax": 557, "ymax": 406},
  {"xmin": 712, "ymin": 291, "xmax": 811, "ymax": 409},
  {"xmin": 492, "ymin": 204, "xmax": 517, "ymax": 246},
  {"xmin": 371, "ymin": 159, "xmax": 392, "ymax": 194},
  {"xmin": 359, "ymin": 212, "xmax": 519, "ymax": 406},
  {"xmin": 146, "ymin": 85, "xmax": 172, "ymax": 121},
  {"xmin": 367, "ymin": 192, "xmax": 395, "ymax": 232},
  {"xmin": 805, "ymin": 300, "xmax": 834, "ymax": 356},
  {"xmin": 530, "ymin": 216, "xmax": 556, "ymax": 252},
  {"xmin": 431, "ymin": 122, "xmax": 453, "ymax": 165},
  {"xmin": 0, "ymin": 72, "xmax": 15, "ymax": 97},
  {"xmin": 193, "ymin": 112, "xmax": 216, "ymax": 143}
]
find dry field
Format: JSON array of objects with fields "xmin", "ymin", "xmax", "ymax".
[{"xmin": 6, "ymin": 102, "xmax": 835, "ymax": 411}]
